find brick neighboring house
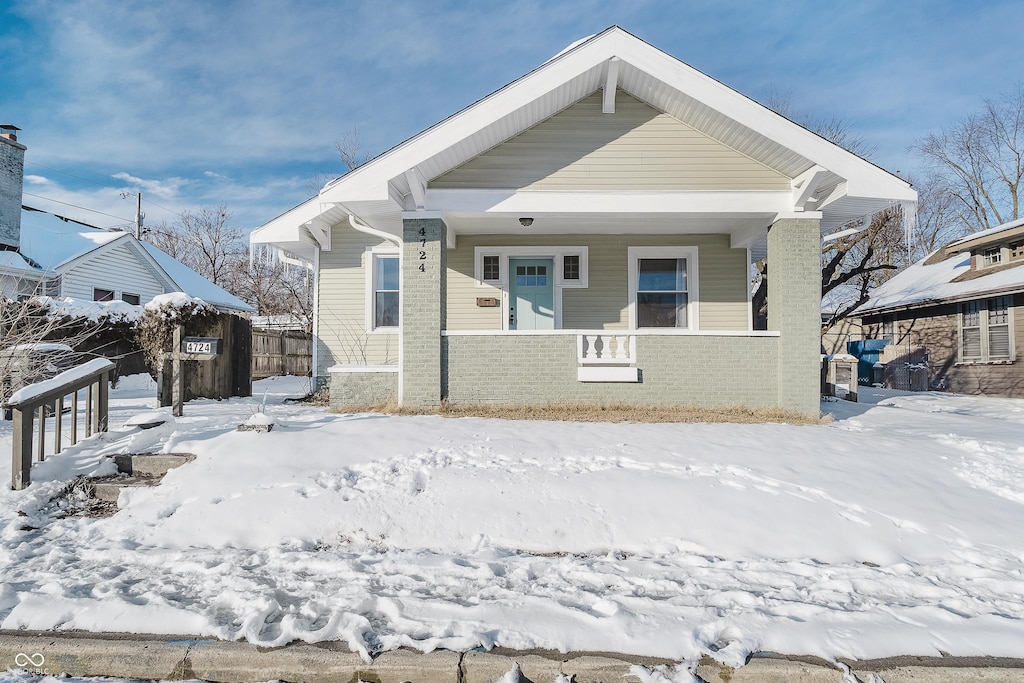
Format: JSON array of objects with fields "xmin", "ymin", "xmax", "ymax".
[
  {"xmin": 858, "ymin": 217, "xmax": 1024, "ymax": 397},
  {"xmin": 251, "ymin": 26, "xmax": 916, "ymax": 416}
]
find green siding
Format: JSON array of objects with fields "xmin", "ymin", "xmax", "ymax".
[
  {"xmin": 430, "ymin": 91, "xmax": 790, "ymax": 191},
  {"xmin": 446, "ymin": 233, "xmax": 750, "ymax": 331},
  {"xmin": 316, "ymin": 225, "xmax": 398, "ymax": 375}
]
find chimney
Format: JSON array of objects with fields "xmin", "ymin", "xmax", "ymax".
[{"xmin": 0, "ymin": 124, "xmax": 26, "ymax": 250}]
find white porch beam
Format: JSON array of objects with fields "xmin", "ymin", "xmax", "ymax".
[
  {"xmin": 791, "ymin": 165, "xmax": 828, "ymax": 212},
  {"xmin": 404, "ymin": 167, "xmax": 428, "ymax": 210},
  {"xmin": 425, "ymin": 188, "xmax": 793, "ymax": 214},
  {"xmin": 603, "ymin": 57, "xmax": 620, "ymax": 114}
]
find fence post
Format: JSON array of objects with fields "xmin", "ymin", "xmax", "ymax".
[
  {"xmin": 11, "ymin": 408, "xmax": 32, "ymax": 490},
  {"xmin": 97, "ymin": 370, "xmax": 110, "ymax": 432}
]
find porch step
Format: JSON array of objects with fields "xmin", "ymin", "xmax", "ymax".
[
  {"xmin": 82, "ymin": 453, "xmax": 197, "ymax": 510},
  {"xmin": 89, "ymin": 476, "xmax": 162, "ymax": 504},
  {"xmin": 112, "ymin": 453, "xmax": 195, "ymax": 477}
]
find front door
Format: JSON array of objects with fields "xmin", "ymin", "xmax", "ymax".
[{"xmin": 509, "ymin": 258, "xmax": 554, "ymax": 330}]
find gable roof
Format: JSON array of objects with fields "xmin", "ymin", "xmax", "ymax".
[
  {"xmin": 139, "ymin": 242, "xmax": 252, "ymax": 313},
  {"xmin": 253, "ymin": 26, "xmax": 915, "ymax": 260},
  {"xmin": 19, "ymin": 209, "xmax": 126, "ymax": 271},
  {"xmin": 860, "ymin": 219, "xmax": 1024, "ymax": 315},
  {"xmin": 13, "ymin": 209, "xmax": 252, "ymax": 313}
]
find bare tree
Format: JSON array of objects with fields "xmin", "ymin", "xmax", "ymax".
[
  {"xmin": 335, "ymin": 126, "xmax": 373, "ymax": 171},
  {"xmin": 753, "ymin": 91, "xmax": 896, "ymax": 328},
  {"xmin": 913, "ymin": 85, "xmax": 1024, "ymax": 232},
  {"xmin": 146, "ymin": 204, "xmax": 245, "ymax": 289},
  {"xmin": 765, "ymin": 87, "xmax": 877, "ymax": 159},
  {"xmin": 305, "ymin": 126, "xmax": 374, "ymax": 197},
  {"xmin": 235, "ymin": 255, "xmax": 313, "ymax": 331},
  {"xmin": 819, "ymin": 206, "xmax": 907, "ymax": 328},
  {"xmin": 0, "ymin": 297, "xmax": 113, "ymax": 404},
  {"xmin": 144, "ymin": 205, "xmax": 312, "ymax": 324},
  {"xmin": 905, "ymin": 171, "xmax": 964, "ymax": 261}
]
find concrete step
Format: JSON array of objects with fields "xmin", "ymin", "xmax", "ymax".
[
  {"xmin": 113, "ymin": 453, "xmax": 195, "ymax": 477},
  {"xmin": 90, "ymin": 476, "xmax": 162, "ymax": 504}
]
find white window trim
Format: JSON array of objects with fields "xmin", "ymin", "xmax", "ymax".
[
  {"xmin": 473, "ymin": 246, "xmax": 589, "ymax": 331},
  {"xmin": 958, "ymin": 296, "xmax": 1016, "ymax": 364},
  {"xmin": 364, "ymin": 246, "xmax": 401, "ymax": 333},
  {"xmin": 627, "ymin": 246, "xmax": 700, "ymax": 331},
  {"xmin": 474, "ymin": 246, "xmax": 589, "ymax": 289}
]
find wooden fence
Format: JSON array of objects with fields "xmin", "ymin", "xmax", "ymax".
[
  {"xmin": 251, "ymin": 330, "xmax": 312, "ymax": 379},
  {"xmin": 159, "ymin": 315, "xmax": 252, "ymax": 406},
  {"xmin": 4, "ymin": 358, "xmax": 113, "ymax": 490}
]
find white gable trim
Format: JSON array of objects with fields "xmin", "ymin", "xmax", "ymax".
[
  {"xmin": 55, "ymin": 235, "xmax": 177, "ymax": 292},
  {"xmin": 255, "ymin": 26, "xmax": 915, "ymax": 251}
]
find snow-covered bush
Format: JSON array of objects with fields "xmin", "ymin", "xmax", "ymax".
[
  {"xmin": 0, "ymin": 296, "xmax": 142, "ymax": 404},
  {"xmin": 137, "ymin": 293, "xmax": 220, "ymax": 376}
]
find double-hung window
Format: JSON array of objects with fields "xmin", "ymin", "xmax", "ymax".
[
  {"xmin": 960, "ymin": 296, "xmax": 1014, "ymax": 362},
  {"xmin": 371, "ymin": 254, "xmax": 399, "ymax": 329},
  {"xmin": 628, "ymin": 247, "xmax": 698, "ymax": 330}
]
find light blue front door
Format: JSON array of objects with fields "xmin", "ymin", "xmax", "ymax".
[{"xmin": 509, "ymin": 258, "xmax": 554, "ymax": 330}]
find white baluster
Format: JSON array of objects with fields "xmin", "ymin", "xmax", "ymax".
[
  {"xmin": 586, "ymin": 335, "xmax": 599, "ymax": 361},
  {"xmin": 614, "ymin": 336, "xmax": 629, "ymax": 360}
]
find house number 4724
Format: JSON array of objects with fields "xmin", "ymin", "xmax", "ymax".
[{"xmin": 418, "ymin": 227, "xmax": 427, "ymax": 272}]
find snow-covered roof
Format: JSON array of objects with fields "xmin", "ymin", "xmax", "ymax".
[
  {"xmin": 860, "ymin": 232, "xmax": 1024, "ymax": 315},
  {"xmin": 947, "ymin": 216, "xmax": 1024, "ymax": 248},
  {"xmin": 0, "ymin": 250, "xmax": 38, "ymax": 275},
  {"xmin": 14, "ymin": 209, "xmax": 252, "ymax": 313},
  {"xmin": 19, "ymin": 210, "xmax": 126, "ymax": 270},
  {"xmin": 140, "ymin": 243, "xmax": 252, "ymax": 313}
]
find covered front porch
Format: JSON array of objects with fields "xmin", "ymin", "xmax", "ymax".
[{"xmin": 395, "ymin": 213, "xmax": 820, "ymax": 415}]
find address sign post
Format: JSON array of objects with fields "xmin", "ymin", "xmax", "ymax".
[{"xmin": 170, "ymin": 325, "xmax": 223, "ymax": 417}]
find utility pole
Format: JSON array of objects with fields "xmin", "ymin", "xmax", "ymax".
[{"xmin": 135, "ymin": 192, "xmax": 145, "ymax": 240}]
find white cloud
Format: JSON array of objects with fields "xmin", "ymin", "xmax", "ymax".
[
  {"xmin": 111, "ymin": 172, "xmax": 187, "ymax": 200},
  {"xmin": 24, "ymin": 175, "xmax": 53, "ymax": 185}
]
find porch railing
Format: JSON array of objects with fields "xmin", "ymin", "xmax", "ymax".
[
  {"xmin": 577, "ymin": 334, "xmax": 636, "ymax": 364},
  {"xmin": 4, "ymin": 358, "xmax": 114, "ymax": 490}
]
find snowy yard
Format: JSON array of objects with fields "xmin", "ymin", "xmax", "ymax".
[{"xmin": 1, "ymin": 377, "xmax": 1023, "ymax": 669}]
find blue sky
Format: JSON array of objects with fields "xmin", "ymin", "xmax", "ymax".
[{"xmin": 2, "ymin": 0, "xmax": 1022, "ymax": 233}]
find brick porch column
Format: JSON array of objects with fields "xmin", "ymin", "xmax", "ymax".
[
  {"xmin": 767, "ymin": 217, "xmax": 821, "ymax": 416},
  {"xmin": 400, "ymin": 216, "xmax": 447, "ymax": 407}
]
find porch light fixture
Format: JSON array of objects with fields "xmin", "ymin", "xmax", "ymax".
[{"xmin": 519, "ymin": 217, "xmax": 534, "ymax": 227}]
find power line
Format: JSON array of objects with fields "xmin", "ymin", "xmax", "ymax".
[
  {"xmin": 24, "ymin": 160, "xmax": 117, "ymax": 191},
  {"xmin": 24, "ymin": 160, "xmax": 180, "ymax": 218},
  {"xmin": 22, "ymin": 192, "xmax": 133, "ymax": 223}
]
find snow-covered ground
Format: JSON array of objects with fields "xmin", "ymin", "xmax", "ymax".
[{"xmin": 1, "ymin": 377, "xmax": 1023, "ymax": 669}]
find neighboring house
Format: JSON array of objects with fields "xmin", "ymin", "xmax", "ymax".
[
  {"xmin": 251, "ymin": 26, "xmax": 915, "ymax": 415},
  {"xmin": 858, "ymin": 217, "xmax": 1024, "ymax": 397},
  {"xmin": 820, "ymin": 283, "xmax": 865, "ymax": 355},
  {"xmin": 0, "ymin": 128, "xmax": 252, "ymax": 313}
]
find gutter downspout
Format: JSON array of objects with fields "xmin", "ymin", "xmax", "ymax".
[{"xmin": 348, "ymin": 214, "xmax": 402, "ymax": 246}]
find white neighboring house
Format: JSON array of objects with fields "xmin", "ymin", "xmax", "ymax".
[
  {"xmin": 1, "ymin": 209, "xmax": 252, "ymax": 313},
  {"xmin": 0, "ymin": 128, "xmax": 251, "ymax": 313}
]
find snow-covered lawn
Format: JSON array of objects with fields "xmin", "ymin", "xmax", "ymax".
[{"xmin": 1, "ymin": 377, "xmax": 1023, "ymax": 668}]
